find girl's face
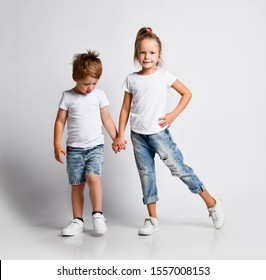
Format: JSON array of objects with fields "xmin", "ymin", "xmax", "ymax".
[
  {"xmin": 138, "ymin": 39, "xmax": 160, "ymax": 73},
  {"xmin": 73, "ymin": 75, "xmax": 98, "ymax": 95}
]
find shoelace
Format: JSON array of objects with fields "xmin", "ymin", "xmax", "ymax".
[
  {"xmin": 143, "ymin": 218, "xmax": 153, "ymax": 227},
  {"xmin": 209, "ymin": 210, "xmax": 220, "ymax": 221},
  {"xmin": 68, "ymin": 220, "xmax": 80, "ymax": 227},
  {"xmin": 94, "ymin": 216, "xmax": 105, "ymax": 224}
]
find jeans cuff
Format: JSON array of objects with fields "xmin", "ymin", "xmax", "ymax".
[
  {"xmin": 143, "ymin": 195, "xmax": 159, "ymax": 205},
  {"xmin": 195, "ymin": 185, "xmax": 206, "ymax": 194}
]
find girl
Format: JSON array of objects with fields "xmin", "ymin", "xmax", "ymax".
[{"xmin": 113, "ymin": 27, "xmax": 224, "ymax": 235}]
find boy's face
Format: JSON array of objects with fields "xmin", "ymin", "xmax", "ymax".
[{"xmin": 73, "ymin": 75, "xmax": 99, "ymax": 95}]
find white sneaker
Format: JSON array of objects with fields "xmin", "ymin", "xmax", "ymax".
[
  {"xmin": 208, "ymin": 198, "xmax": 225, "ymax": 229},
  {"xmin": 61, "ymin": 218, "xmax": 85, "ymax": 236},
  {"xmin": 92, "ymin": 213, "xmax": 107, "ymax": 234},
  {"xmin": 138, "ymin": 217, "xmax": 159, "ymax": 236}
]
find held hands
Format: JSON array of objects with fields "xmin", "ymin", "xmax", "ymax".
[
  {"xmin": 54, "ymin": 146, "xmax": 67, "ymax": 164},
  {"xmin": 112, "ymin": 137, "xmax": 127, "ymax": 153},
  {"xmin": 112, "ymin": 112, "xmax": 176, "ymax": 153},
  {"xmin": 159, "ymin": 112, "xmax": 176, "ymax": 128}
]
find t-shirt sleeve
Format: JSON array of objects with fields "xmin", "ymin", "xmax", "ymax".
[
  {"xmin": 166, "ymin": 71, "xmax": 177, "ymax": 88},
  {"xmin": 122, "ymin": 75, "xmax": 132, "ymax": 93},
  {"xmin": 58, "ymin": 92, "xmax": 68, "ymax": 111},
  {"xmin": 99, "ymin": 90, "xmax": 110, "ymax": 108}
]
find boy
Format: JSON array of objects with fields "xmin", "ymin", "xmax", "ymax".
[{"xmin": 54, "ymin": 50, "xmax": 117, "ymax": 236}]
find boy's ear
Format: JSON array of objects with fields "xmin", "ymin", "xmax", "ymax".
[{"xmin": 72, "ymin": 74, "xmax": 76, "ymax": 81}]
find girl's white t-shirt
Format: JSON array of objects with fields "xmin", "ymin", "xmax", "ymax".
[
  {"xmin": 59, "ymin": 88, "xmax": 109, "ymax": 148},
  {"xmin": 122, "ymin": 69, "xmax": 176, "ymax": 135}
]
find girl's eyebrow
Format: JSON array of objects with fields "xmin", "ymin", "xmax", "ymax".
[{"xmin": 139, "ymin": 50, "xmax": 156, "ymax": 52}]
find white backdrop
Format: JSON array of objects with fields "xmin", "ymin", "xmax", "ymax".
[{"xmin": 1, "ymin": 0, "xmax": 266, "ymax": 258}]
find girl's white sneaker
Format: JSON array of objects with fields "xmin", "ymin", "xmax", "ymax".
[
  {"xmin": 208, "ymin": 198, "xmax": 225, "ymax": 229},
  {"xmin": 138, "ymin": 217, "xmax": 159, "ymax": 236}
]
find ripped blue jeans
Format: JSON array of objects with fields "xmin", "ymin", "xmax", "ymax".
[{"xmin": 131, "ymin": 129, "xmax": 205, "ymax": 205}]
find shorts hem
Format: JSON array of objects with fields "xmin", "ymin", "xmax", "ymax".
[
  {"xmin": 85, "ymin": 172, "xmax": 102, "ymax": 178},
  {"xmin": 69, "ymin": 181, "xmax": 86, "ymax": 186}
]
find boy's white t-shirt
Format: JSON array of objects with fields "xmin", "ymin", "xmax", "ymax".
[
  {"xmin": 59, "ymin": 88, "xmax": 109, "ymax": 148},
  {"xmin": 122, "ymin": 69, "xmax": 176, "ymax": 135}
]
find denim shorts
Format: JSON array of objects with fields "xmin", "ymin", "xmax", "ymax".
[
  {"xmin": 66, "ymin": 144, "xmax": 104, "ymax": 185},
  {"xmin": 131, "ymin": 129, "xmax": 205, "ymax": 205}
]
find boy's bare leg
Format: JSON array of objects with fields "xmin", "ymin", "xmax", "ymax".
[
  {"xmin": 86, "ymin": 174, "xmax": 102, "ymax": 212},
  {"xmin": 86, "ymin": 174, "xmax": 107, "ymax": 234},
  {"xmin": 71, "ymin": 183, "xmax": 86, "ymax": 218}
]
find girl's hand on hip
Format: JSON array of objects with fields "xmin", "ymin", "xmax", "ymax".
[{"xmin": 159, "ymin": 113, "xmax": 176, "ymax": 128}]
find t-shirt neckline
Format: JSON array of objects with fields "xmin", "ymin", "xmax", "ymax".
[{"xmin": 135, "ymin": 69, "xmax": 159, "ymax": 77}]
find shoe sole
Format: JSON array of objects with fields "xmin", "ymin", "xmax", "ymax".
[
  {"xmin": 93, "ymin": 228, "xmax": 107, "ymax": 235},
  {"xmin": 61, "ymin": 228, "xmax": 85, "ymax": 236},
  {"xmin": 138, "ymin": 226, "xmax": 159, "ymax": 236},
  {"xmin": 214, "ymin": 222, "xmax": 225, "ymax": 230}
]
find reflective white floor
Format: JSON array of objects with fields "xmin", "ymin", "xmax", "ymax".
[
  {"xmin": 1, "ymin": 180, "xmax": 266, "ymax": 260},
  {"xmin": 1, "ymin": 208, "xmax": 266, "ymax": 260}
]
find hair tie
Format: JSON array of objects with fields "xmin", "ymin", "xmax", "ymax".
[{"xmin": 146, "ymin": 28, "xmax": 152, "ymax": 34}]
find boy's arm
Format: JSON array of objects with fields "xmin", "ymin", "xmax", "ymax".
[
  {"xmin": 100, "ymin": 106, "xmax": 118, "ymax": 141},
  {"xmin": 54, "ymin": 108, "xmax": 68, "ymax": 163},
  {"xmin": 159, "ymin": 79, "xmax": 192, "ymax": 128}
]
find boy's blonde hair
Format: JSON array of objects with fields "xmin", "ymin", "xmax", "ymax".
[
  {"xmin": 72, "ymin": 50, "xmax": 103, "ymax": 80},
  {"xmin": 134, "ymin": 27, "xmax": 162, "ymax": 66}
]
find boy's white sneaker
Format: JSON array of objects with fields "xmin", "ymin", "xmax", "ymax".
[
  {"xmin": 92, "ymin": 213, "xmax": 107, "ymax": 234},
  {"xmin": 208, "ymin": 198, "xmax": 225, "ymax": 229},
  {"xmin": 138, "ymin": 217, "xmax": 159, "ymax": 236},
  {"xmin": 61, "ymin": 218, "xmax": 85, "ymax": 236}
]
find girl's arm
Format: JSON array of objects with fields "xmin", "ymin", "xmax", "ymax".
[
  {"xmin": 54, "ymin": 108, "xmax": 68, "ymax": 163},
  {"xmin": 112, "ymin": 92, "xmax": 132, "ymax": 151},
  {"xmin": 159, "ymin": 79, "xmax": 192, "ymax": 128},
  {"xmin": 100, "ymin": 106, "xmax": 118, "ymax": 141}
]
